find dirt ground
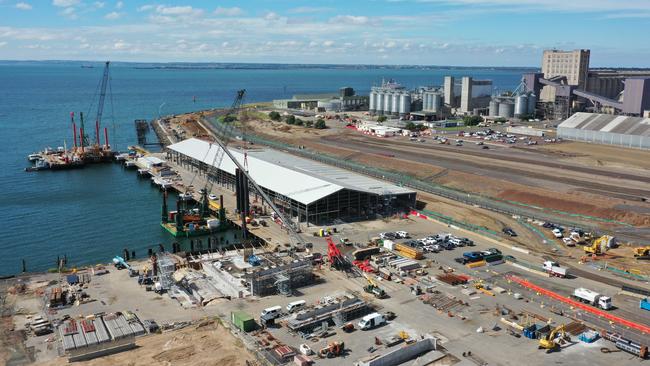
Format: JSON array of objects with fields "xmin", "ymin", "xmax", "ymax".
[
  {"xmin": 36, "ymin": 319, "xmax": 256, "ymax": 366},
  {"xmin": 533, "ymin": 141, "xmax": 650, "ymax": 172}
]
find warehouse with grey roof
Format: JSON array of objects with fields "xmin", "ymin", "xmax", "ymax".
[
  {"xmin": 557, "ymin": 112, "xmax": 650, "ymax": 149},
  {"xmin": 166, "ymin": 138, "xmax": 417, "ymax": 225}
]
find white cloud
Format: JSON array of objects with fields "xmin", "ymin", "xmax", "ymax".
[
  {"xmin": 0, "ymin": 41, "xmax": 7, "ymax": 48},
  {"xmin": 214, "ymin": 6, "xmax": 243, "ymax": 16},
  {"xmin": 115, "ymin": 1, "xmax": 123, "ymax": 9},
  {"xmin": 156, "ymin": 5, "xmax": 202, "ymax": 16},
  {"xmin": 94, "ymin": 1, "xmax": 105, "ymax": 9},
  {"xmin": 52, "ymin": 0, "xmax": 79, "ymax": 7},
  {"xmin": 322, "ymin": 40, "xmax": 335, "ymax": 47},
  {"xmin": 288, "ymin": 7, "xmax": 331, "ymax": 14},
  {"xmin": 105, "ymin": 11, "xmax": 121, "ymax": 20},
  {"xmin": 137, "ymin": 4, "xmax": 154, "ymax": 12},
  {"xmin": 264, "ymin": 12, "xmax": 279, "ymax": 20},
  {"xmin": 15, "ymin": 2, "xmax": 32, "ymax": 10},
  {"xmin": 59, "ymin": 7, "xmax": 77, "ymax": 19},
  {"xmin": 329, "ymin": 15, "xmax": 376, "ymax": 26}
]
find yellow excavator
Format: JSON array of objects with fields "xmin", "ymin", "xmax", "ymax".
[
  {"xmin": 539, "ymin": 325, "xmax": 569, "ymax": 352},
  {"xmin": 474, "ymin": 280, "xmax": 495, "ymax": 296},
  {"xmin": 583, "ymin": 235, "xmax": 615, "ymax": 255}
]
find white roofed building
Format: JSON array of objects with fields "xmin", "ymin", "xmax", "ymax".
[
  {"xmin": 557, "ymin": 112, "xmax": 650, "ymax": 149},
  {"xmin": 166, "ymin": 138, "xmax": 416, "ymax": 225}
]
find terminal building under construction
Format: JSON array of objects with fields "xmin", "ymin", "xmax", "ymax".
[{"xmin": 166, "ymin": 138, "xmax": 416, "ymax": 225}]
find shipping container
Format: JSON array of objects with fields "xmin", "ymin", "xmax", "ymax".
[{"xmin": 232, "ymin": 311, "xmax": 256, "ymax": 332}]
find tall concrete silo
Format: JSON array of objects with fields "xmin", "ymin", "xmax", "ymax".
[
  {"xmin": 498, "ymin": 102, "xmax": 514, "ymax": 118},
  {"xmin": 399, "ymin": 94, "xmax": 411, "ymax": 116},
  {"xmin": 514, "ymin": 95, "xmax": 528, "ymax": 117},
  {"xmin": 391, "ymin": 93, "xmax": 400, "ymax": 116},
  {"xmin": 431, "ymin": 94, "xmax": 442, "ymax": 113},
  {"xmin": 489, "ymin": 99, "xmax": 499, "ymax": 116}
]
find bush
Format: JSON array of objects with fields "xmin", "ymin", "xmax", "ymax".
[
  {"xmin": 222, "ymin": 114, "xmax": 237, "ymax": 123},
  {"xmin": 462, "ymin": 115, "xmax": 483, "ymax": 126},
  {"xmin": 284, "ymin": 115, "xmax": 296, "ymax": 125},
  {"xmin": 314, "ymin": 119, "xmax": 327, "ymax": 129},
  {"xmin": 268, "ymin": 111, "xmax": 281, "ymax": 121},
  {"xmin": 377, "ymin": 115, "xmax": 387, "ymax": 123},
  {"xmin": 295, "ymin": 118, "xmax": 304, "ymax": 126},
  {"xmin": 305, "ymin": 120, "xmax": 314, "ymax": 128}
]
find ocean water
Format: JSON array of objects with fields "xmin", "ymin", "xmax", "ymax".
[{"xmin": 0, "ymin": 62, "xmax": 527, "ymax": 276}]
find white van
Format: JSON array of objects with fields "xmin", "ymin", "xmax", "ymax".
[
  {"xmin": 286, "ymin": 300, "xmax": 306, "ymax": 313},
  {"xmin": 357, "ymin": 312, "xmax": 386, "ymax": 330},
  {"xmin": 260, "ymin": 305, "xmax": 282, "ymax": 320}
]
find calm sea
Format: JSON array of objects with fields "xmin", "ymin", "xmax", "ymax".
[{"xmin": 0, "ymin": 62, "xmax": 527, "ymax": 275}]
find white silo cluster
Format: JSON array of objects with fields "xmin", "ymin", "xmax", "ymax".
[
  {"xmin": 489, "ymin": 92, "xmax": 537, "ymax": 119},
  {"xmin": 369, "ymin": 80, "xmax": 411, "ymax": 116},
  {"xmin": 422, "ymin": 91, "xmax": 443, "ymax": 113}
]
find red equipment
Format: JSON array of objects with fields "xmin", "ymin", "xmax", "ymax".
[{"xmin": 327, "ymin": 237, "xmax": 346, "ymax": 270}]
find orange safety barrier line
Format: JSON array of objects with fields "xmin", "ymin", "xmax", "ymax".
[{"xmin": 507, "ymin": 275, "xmax": 650, "ymax": 335}]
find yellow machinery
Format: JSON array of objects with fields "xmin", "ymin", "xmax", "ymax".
[
  {"xmin": 583, "ymin": 235, "xmax": 615, "ymax": 255},
  {"xmin": 633, "ymin": 246, "xmax": 650, "ymax": 257},
  {"xmin": 394, "ymin": 243, "xmax": 423, "ymax": 260},
  {"xmin": 363, "ymin": 274, "xmax": 386, "ymax": 298},
  {"xmin": 474, "ymin": 280, "xmax": 495, "ymax": 296},
  {"xmin": 539, "ymin": 325, "xmax": 568, "ymax": 352}
]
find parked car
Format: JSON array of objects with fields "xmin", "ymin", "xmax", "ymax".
[
  {"xmin": 502, "ymin": 227, "xmax": 517, "ymax": 237},
  {"xmin": 552, "ymin": 228, "xmax": 563, "ymax": 238},
  {"xmin": 208, "ymin": 193, "xmax": 218, "ymax": 200}
]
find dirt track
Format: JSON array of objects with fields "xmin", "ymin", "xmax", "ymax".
[{"xmin": 37, "ymin": 320, "xmax": 256, "ymax": 366}]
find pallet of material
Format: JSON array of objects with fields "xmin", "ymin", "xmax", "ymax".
[
  {"xmin": 436, "ymin": 274, "xmax": 468, "ymax": 285},
  {"xmin": 564, "ymin": 321, "xmax": 587, "ymax": 336},
  {"xmin": 466, "ymin": 260, "xmax": 487, "ymax": 269},
  {"xmin": 93, "ymin": 318, "xmax": 111, "ymax": 343}
]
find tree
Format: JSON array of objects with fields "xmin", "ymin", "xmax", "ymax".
[
  {"xmin": 268, "ymin": 111, "xmax": 281, "ymax": 121},
  {"xmin": 462, "ymin": 115, "xmax": 483, "ymax": 126},
  {"xmin": 285, "ymin": 115, "xmax": 296, "ymax": 125},
  {"xmin": 404, "ymin": 122, "xmax": 416, "ymax": 131},
  {"xmin": 314, "ymin": 119, "xmax": 327, "ymax": 129},
  {"xmin": 305, "ymin": 120, "xmax": 314, "ymax": 128},
  {"xmin": 377, "ymin": 115, "xmax": 387, "ymax": 123}
]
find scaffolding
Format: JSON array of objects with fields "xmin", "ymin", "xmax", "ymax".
[{"xmin": 247, "ymin": 259, "xmax": 313, "ymax": 297}]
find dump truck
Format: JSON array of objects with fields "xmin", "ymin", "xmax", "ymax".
[
  {"xmin": 572, "ymin": 288, "xmax": 612, "ymax": 310},
  {"xmin": 543, "ymin": 261, "xmax": 567, "ymax": 278}
]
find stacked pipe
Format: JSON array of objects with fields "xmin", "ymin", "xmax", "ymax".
[{"xmin": 601, "ymin": 331, "xmax": 648, "ymax": 358}]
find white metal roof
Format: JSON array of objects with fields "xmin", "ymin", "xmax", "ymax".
[
  {"xmin": 167, "ymin": 138, "xmax": 415, "ymax": 205},
  {"xmin": 558, "ymin": 112, "xmax": 650, "ymax": 136}
]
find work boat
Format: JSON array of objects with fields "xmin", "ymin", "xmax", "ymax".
[{"xmin": 28, "ymin": 153, "xmax": 42, "ymax": 162}]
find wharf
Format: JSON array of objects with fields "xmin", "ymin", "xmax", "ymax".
[{"xmin": 159, "ymin": 153, "xmax": 296, "ymax": 248}]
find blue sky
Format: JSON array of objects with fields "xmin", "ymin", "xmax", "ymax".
[{"xmin": 0, "ymin": 0, "xmax": 649, "ymax": 66}]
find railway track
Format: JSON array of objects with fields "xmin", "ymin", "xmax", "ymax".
[
  {"xmin": 323, "ymin": 136, "xmax": 650, "ymax": 200},
  {"xmin": 328, "ymin": 134, "xmax": 649, "ymax": 184}
]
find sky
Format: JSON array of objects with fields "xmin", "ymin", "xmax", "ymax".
[{"xmin": 0, "ymin": 0, "xmax": 649, "ymax": 67}]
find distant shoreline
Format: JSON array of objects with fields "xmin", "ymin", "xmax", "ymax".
[{"xmin": 0, "ymin": 60, "xmax": 540, "ymax": 71}]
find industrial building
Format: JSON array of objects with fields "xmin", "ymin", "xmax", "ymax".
[
  {"xmin": 526, "ymin": 49, "xmax": 650, "ymax": 119},
  {"xmin": 166, "ymin": 138, "xmax": 416, "ymax": 225},
  {"xmin": 557, "ymin": 112, "xmax": 650, "ymax": 149},
  {"xmin": 369, "ymin": 77, "xmax": 493, "ymax": 119},
  {"xmin": 444, "ymin": 76, "xmax": 493, "ymax": 113},
  {"xmin": 273, "ymin": 87, "xmax": 368, "ymax": 112}
]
